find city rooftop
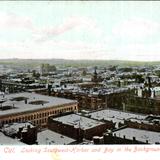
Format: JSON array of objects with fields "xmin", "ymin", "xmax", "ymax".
[{"xmin": 0, "ymin": 92, "xmax": 77, "ymax": 117}]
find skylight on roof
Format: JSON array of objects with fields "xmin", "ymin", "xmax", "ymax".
[
  {"xmin": 0, "ymin": 105, "xmax": 17, "ymax": 111},
  {"xmin": 29, "ymin": 100, "xmax": 49, "ymax": 105},
  {"xmin": 10, "ymin": 97, "xmax": 28, "ymax": 101}
]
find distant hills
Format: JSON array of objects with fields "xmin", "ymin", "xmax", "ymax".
[{"xmin": 0, "ymin": 58, "xmax": 160, "ymax": 68}]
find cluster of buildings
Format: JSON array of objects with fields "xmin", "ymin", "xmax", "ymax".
[
  {"xmin": 0, "ymin": 63, "xmax": 160, "ymax": 144},
  {"xmin": 0, "ymin": 92, "xmax": 78, "ymax": 145}
]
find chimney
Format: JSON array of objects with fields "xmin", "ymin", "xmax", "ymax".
[
  {"xmin": 27, "ymin": 125, "xmax": 30, "ymax": 130},
  {"xmin": 148, "ymin": 76, "xmax": 151, "ymax": 88},
  {"xmin": 17, "ymin": 127, "xmax": 23, "ymax": 139},
  {"xmin": 133, "ymin": 137, "xmax": 136, "ymax": 141},
  {"xmin": 154, "ymin": 90, "xmax": 156, "ymax": 97},
  {"xmin": 19, "ymin": 127, "xmax": 23, "ymax": 132},
  {"xmin": 93, "ymin": 136, "xmax": 100, "ymax": 144}
]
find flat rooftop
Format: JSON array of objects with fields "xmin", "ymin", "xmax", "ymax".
[
  {"xmin": 0, "ymin": 92, "xmax": 77, "ymax": 117},
  {"xmin": 0, "ymin": 132, "xmax": 25, "ymax": 145},
  {"xmin": 113, "ymin": 127, "xmax": 160, "ymax": 144},
  {"xmin": 88, "ymin": 109, "xmax": 146, "ymax": 128},
  {"xmin": 52, "ymin": 114, "xmax": 105, "ymax": 130},
  {"xmin": 113, "ymin": 128, "xmax": 160, "ymax": 144},
  {"xmin": 37, "ymin": 129, "xmax": 76, "ymax": 145}
]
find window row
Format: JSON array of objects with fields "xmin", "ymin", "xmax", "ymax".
[{"xmin": 0, "ymin": 106, "xmax": 77, "ymax": 125}]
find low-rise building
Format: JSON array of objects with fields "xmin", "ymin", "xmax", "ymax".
[
  {"xmin": 104, "ymin": 127, "xmax": 160, "ymax": 144},
  {"xmin": 124, "ymin": 115, "xmax": 160, "ymax": 132},
  {"xmin": 48, "ymin": 113, "xmax": 112, "ymax": 141},
  {"xmin": 0, "ymin": 131, "xmax": 25, "ymax": 145},
  {"xmin": 86, "ymin": 109, "xmax": 146, "ymax": 128},
  {"xmin": 37, "ymin": 129, "xmax": 76, "ymax": 145},
  {"xmin": 2, "ymin": 122, "xmax": 37, "ymax": 145}
]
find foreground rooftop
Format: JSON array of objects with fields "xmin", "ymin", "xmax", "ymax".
[
  {"xmin": 52, "ymin": 113, "xmax": 105, "ymax": 130},
  {"xmin": 37, "ymin": 129, "xmax": 76, "ymax": 145},
  {"xmin": 113, "ymin": 127, "xmax": 160, "ymax": 144},
  {"xmin": 0, "ymin": 132, "xmax": 25, "ymax": 145}
]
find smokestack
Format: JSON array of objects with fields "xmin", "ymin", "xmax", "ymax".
[{"xmin": 148, "ymin": 76, "xmax": 152, "ymax": 89}]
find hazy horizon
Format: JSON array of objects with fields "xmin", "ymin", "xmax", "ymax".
[
  {"xmin": 0, "ymin": 57, "xmax": 160, "ymax": 63},
  {"xmin": 0, "ymin": 1, "xmax": 160, "ymax": 61}
]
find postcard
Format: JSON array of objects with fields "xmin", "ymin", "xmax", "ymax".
[{"xmin": 0, "ymin": 1, "xmax": 160, "ymax": 160}]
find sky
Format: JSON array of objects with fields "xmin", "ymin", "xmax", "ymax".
[{"xmin": 0, "ymin": 1, "xmax": 160, "ymax": 61}]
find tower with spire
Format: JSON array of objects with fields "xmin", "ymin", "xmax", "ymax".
[{"xmin": 92, "ymin": 66, "xmax": 98, "ymax": 82}]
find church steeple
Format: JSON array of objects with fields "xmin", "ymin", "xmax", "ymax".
[{"xmin": 92, "ymin": 66, "xmax": 98, "ymax": 82}]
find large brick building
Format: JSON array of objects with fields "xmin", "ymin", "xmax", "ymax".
[
  {"xmin": 124, "ymin": 92, "xmax": 160, "ymax": 114},
  {"xmin": 0, "ymin": 92, "xmax": 78, "ymax": 127},
  {"xmin": 36, "ymin": 87, "xmax": 131, "ymax": 110}
]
